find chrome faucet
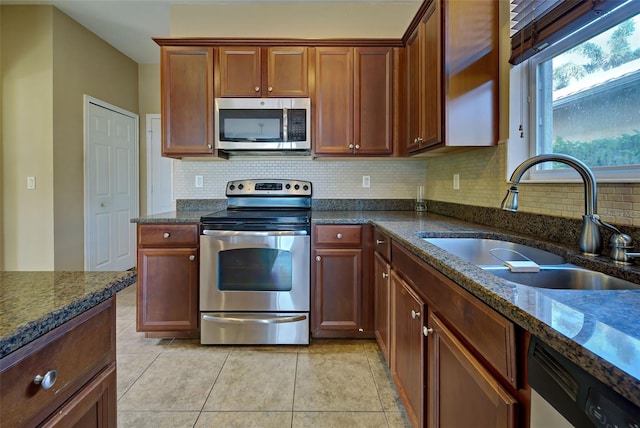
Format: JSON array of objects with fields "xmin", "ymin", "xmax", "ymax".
[{"xmin": 501, "ymin": 154, "xmax": 606, "ymax": 256}]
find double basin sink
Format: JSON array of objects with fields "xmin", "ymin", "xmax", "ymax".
[{"xmin": 424, "ymin": 237, "xmax": 639, "ymax": 290}]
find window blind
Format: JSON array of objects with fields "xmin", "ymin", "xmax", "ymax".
[{"xmin": 510, "ymin": 0, "xmax": 625, "ymax": 65}]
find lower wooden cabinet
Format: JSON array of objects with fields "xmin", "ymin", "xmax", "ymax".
[
  {"xmin": 311, "ymin": 224, "xmax": 373, "ymax": 338},
  {"xmin": 43, "ymin": 363, "xmax": 116, "ymax": 428},
  {"xmin": 374, "ymin": 252, "xmax": 391, "ymax": 363},
  {"xmin": 428, "ymin": 311, "xmax": 518, "ymax": 428},
  {"xmin": 390, "ymin": 270, "xmax": 426, "ymax": 428},
  {"xmin": 386, "ymin": 241, "xmax": 526, "ymax": 428},
  {"xmin": 0, "ymin": 298, "xmax": 116, "ymax": 428},
  {"xmin": 136, "ymin": 223, "xmax": 199, "ymax": 337}
]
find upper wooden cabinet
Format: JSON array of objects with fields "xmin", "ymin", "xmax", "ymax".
[
  {"xmin": 404, "ymin": 0, "xmax": 499, "ymax": 155},
  {"xmin": 314, "ymin": 47, "xmax": 394, "ymax": 156},
  {"xmin": 218, "ymin": 46, "xmax": 310, "ymax": 97},
  {"xmin": 160, "ymin": 46, "xmax": 219, "ymax": 158}
]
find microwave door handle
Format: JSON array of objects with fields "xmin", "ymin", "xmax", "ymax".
[{"xmin": 283, "ymin": 107, "xmax": 288, "ymax": 142}]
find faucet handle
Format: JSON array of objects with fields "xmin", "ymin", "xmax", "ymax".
[{"xmin": 611, "ymin": 232, "xmax": 633, "ymax": 249}]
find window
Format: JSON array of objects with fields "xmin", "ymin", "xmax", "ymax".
[{"xmin": 511, "ymin": 1, "xmax": 640, "ymax": 182}]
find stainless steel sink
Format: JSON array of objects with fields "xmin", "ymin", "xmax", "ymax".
[
  {"xmin": 484, "ymin": 266, "xmax": 640, "ymax": 290},
  {"xmin": 423, "ymin": 237, "xmax": 566, "ymax": 266},
  {"xmin": 424, "ymin": 237, "xmax": 640, "ymax": 290}
]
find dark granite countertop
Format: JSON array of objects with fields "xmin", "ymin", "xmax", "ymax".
[
  {"xmin": 0, "ymin": 271, "xmax": 136, "ymax": 359},
  {"xmin": 132, "ymin": 208, "xmax": 640, "ymax": 407}
]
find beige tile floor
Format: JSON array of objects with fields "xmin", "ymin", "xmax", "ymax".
[{"xmin": 115, "ymin": 284, "xmax": 411, "ymax": 427}]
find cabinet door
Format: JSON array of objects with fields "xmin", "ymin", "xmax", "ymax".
[
  {"xmin": 161, "ymin": 47, "xmax": 214, "ymax": 157},
  {"xmin": 313, "ymin": 47, "xmax": 354, "ymax": 155},
  {"xmin": 42, "ymin": 364, "xmax": 116, "ymax": 428},
  {"xmin": 137, "ymin": 247, "xmax": 199, "ymax": 332},
  {"xmin": 312, "ymin": 248, "xmax": 362, "ymax": 335},
  {"xmin": 421, "ymin": 0, "xmax": 442, "ymax": 148},
  {"xmin": 219, "ymin": 47, "xmax": 262, "ymax": 97},
  {"xmin": 405, "ymin": 22, "xmax": 423, "ymax": 153},
  {"xmin": 374, "ymin": 252, "xmax": 391, "ymax": 364},
  {"xmin": 391, "ymin": 271, "xmax": 425, "ymax": 428},
  {"xmin": 354, "ymin": 47, "xmax": 393, "ymax": 155},
  {"xmin": 428, "ymin": 311, "xmax": 518, "ymax": 428},
  {"xmin": 267, "ymin": 47, "xmax": 309, "ymax": 97}
]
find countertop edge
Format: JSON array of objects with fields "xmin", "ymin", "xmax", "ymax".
[{"xmin": 0, "ymin": 272, "xmax": 136, "ymax": 359}]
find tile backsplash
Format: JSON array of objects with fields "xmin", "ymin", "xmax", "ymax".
[{"xmin": 173, "ymin": 157, "xmax": 427, "ymax": 199}]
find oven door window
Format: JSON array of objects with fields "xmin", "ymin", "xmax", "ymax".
[{"xmin": 218, "ymin": 248, "xmax": 292, "ymax": 292}]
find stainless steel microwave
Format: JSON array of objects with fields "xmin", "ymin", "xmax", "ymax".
[{"xmin": 214, "ymin": 98, "xmax": 311, "ymax": 151}]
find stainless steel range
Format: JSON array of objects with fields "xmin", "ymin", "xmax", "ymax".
[{"xmin": 199, "ymin": 179, "xmax": 311, "ymax": 345}]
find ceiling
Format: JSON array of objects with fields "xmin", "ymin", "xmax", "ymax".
[{"xmin": 1, "ymin": 0, "xmax": 419, "ymax": 64}]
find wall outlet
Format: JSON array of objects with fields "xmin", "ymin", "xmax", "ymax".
[
  {"xmin": 27, "ymin": 176, "xmax": 36, "ymax": 190},
  {"xmin": 362, "ymin": 176, "xmax": 371, "ymax": 188},
  {"xmin": 195, "ymin": 175, "xmax": 204, "ymax": 188},
  {"xmin": 453, "ymin": 174, "xmax": 460, "ymax": 190}
]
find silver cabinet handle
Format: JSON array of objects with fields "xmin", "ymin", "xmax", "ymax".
[
  {"xmin": 34, "ymin": 370, "xmax": 58, "ymax": 390},
  {"xmin": 423, "ymin": 326, "xmax": 434, "ymax": 337},
  {"xmin": 355, "ymin": 144, "xmax": 360, "ymax": 149},
  {"xmin": 207, "ymin": 144, "xmax": 212, "ymax": 149},
  {"xmin": 411, "ymin": 310, "xmax": 421, "ymax": 319},
  {"xmin": 336, "ymin": 233, "xmax": 343, "ymax": 239},
  {"xmin": 163, "ymin": 232, "xmax": 170, "ymax": 238},
  {"xmin": 268, "ymin": 86, "xmax": 273, "ymax": 92},
  {"xmin": 382, "ymin": 272, "xmax": 389, "ymax": 279},
  {"xmin": 376, "ymin": 239, "xmax": 386, "ymax": 245},
  {"xmin": 254, "ymin": 86, "xmax": 260, "ymax": 92},
  {"xmin": 316, "ymin": 256, "xmax": 321, "ymax": 262},
  {"xmin": 348, "ymin": 144, "xmax": 354, "ymax": 149},
  {"xmin": 189, "ymin": 255, "xmax": 196, "ymax": 261},
  {"xmin": 414, "ymin": 137, "xmax": 423, "ymax": 144}
]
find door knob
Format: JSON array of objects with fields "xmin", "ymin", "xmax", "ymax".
[
  {"xmin": 382, "ymin": 272, "xmax": 389, "ymax": 279},
  {"xmin": 376, "ymin": 239, "xmax": 386, "ymax": 245},
  {"xmin": 316, "ymin": 256, "xmax": 321, "ymax": 262},
  {"xmin": 189, "ymin": 255, "xmax": 196, "ymax": 261},
  {"xmin": 34, "ymin": 370, "xmax": 58, "ymax": 390},
  {"xmin": 411, "ymin": 310, "xmax": 421, "ymax": 319},
  {"xmin": 423, "ymin": 326, "xmax": 434, "ymax": 337}
]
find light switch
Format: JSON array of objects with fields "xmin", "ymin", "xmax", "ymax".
[
  {"xmin": 195, "ymin": 175, "xmax": 204, "ymax": 188},
  {"xmin": 27, "ymin": 176, "xmax": 36, "ymax": 190}
]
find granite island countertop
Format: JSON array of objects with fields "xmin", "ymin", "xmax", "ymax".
[
  {"xmin": 133, "ymin": 209, "xmax": 640, "ymax": 407},
  {"xmin": 0, "ymin": 271, "xmax": 136, "ymax": 359}
]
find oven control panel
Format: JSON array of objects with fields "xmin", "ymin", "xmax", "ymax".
[{"xmin": 226, "ymin": 179, "xmax": 312, "ymax": 196}]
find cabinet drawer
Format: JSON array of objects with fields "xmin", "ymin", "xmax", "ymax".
[
  {"xmin": 315, "ymin": 225, "xmax": 362, "ymax": 246},
  {"xmin": 373, "ymin": 228, "xmax": 391, "ymax": 261},
  {"xmin": 138, "ymin": 223, "xmax": 199, "ymax": 247},
  {"xmin": 0, "ymin": 298, "xmax": 115, "ymax": 427}
]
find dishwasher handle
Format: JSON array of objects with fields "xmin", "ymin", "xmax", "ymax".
[
  {"xmin": 202, "ymin": 314, "xmax": 307, "ymax": 325},
  {"xmin": 201, "ymin": 229, "xmax": 308, "ymax": 237}
]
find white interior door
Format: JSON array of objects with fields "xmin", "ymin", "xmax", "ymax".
[
  {"xmin": 146, "ymin": 114, "xmax": 174, "ymax": 215},
  {"xmin": 85, "ymin": 96, "xmax": 139, "ymax": 271}
]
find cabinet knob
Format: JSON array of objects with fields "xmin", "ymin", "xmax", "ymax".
[
  {"xmin": 268, "ymin": 86, "xmax": 273, "ymax": 92},
  {"xmin": 348, "ymin": 144, "xmax": 354, "ymax": 149},
  {"xmin": 376, "ymin": 239, "xmax": 386, "ymax": 245},
  {"xmin": 355, "ymin": 144, "xmax": 360, "ymax": 150},
  {"xmin": 382, "ymin": 272, "xmax": 389, "ymax": 279},
  {"xmin": 316, "ymin": 256, "xmax": 322, "ymax": 262},
  {"xmin": 189, "ymin": 255, "xmax": 196, "ymax": 261},
  {"xmin": 414, "ymin": 137, "xmax": 423, "ymax": 144},
  {"xmin": 207, "ymin": 144, "xmax": 212, "ymax": 149},
  {"xmin": 34, "ymin": 370, "xmax": 58, "ymax": 390},
  {"xmin": 411, "ymin": 310, "xmax": 421, "ymax": 319},
  {"xmin": 163, "ymin": 232, "xmax": 170, "ymax": 238},
  {"xmin": 423, "ymin": 326, "xmax": 434, "ymax": 337},
  {"xmin": 255, "ymin": 86, "xmax": 260, "ymax": 92},
  {"xmin": 336, "ymin": 233, "xmax": 343, "ymax": 239}
]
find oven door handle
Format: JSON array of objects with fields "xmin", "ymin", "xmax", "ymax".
[
  {"xmin": 202, "ymin": 314, "xmax": 307, "ymax": 324},
  {"xmin": 201, "ymin": 230, "xmax": 308, "ymax": 237}
]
